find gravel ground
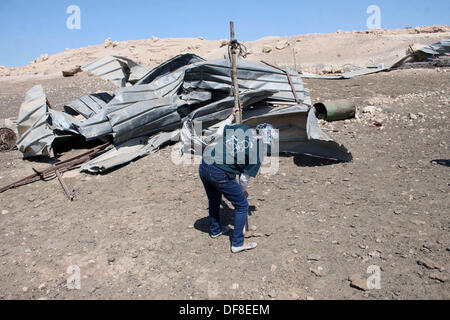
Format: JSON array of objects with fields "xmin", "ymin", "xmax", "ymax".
[{"xmin": 0, "ymin": 68, "xmax": 448, "ymax": 300}]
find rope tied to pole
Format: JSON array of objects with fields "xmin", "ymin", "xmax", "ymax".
[{"xmin": 228, "ymin": 39, "xmax": 248, "ymax": 59}]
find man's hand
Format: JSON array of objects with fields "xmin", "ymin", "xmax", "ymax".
[
  {"xmin": 228, "ymin": 107, "xmax": 238, "ymax": 122},
  {"xmin": 243, "ymin": 190, "xmax": 249, "ymax": 198}
]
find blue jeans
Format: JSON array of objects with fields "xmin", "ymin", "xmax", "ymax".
[{"xmin": 199, "ymin": 160, "xmax": 248, "ymax": 247}]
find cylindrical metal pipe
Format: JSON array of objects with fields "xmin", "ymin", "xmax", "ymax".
[{"xmin": 313, "ymin": 99, "xmax": 356, "ymax": 122}]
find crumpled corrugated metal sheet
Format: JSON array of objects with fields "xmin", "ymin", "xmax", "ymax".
[
  {"xmin": 418, "ymin": 39, "xmax": 450, "ymax": 56},
  {"xmin": 183, "ymin": 58, "xmax": 310, "ymax": 104},
  {"xmin": 16, "ymin": 53, "xmax": 352, "ymax": 169},
  {"xmin": 136, "ymin": 53, "xmax": 205, "ymax": 85},
  {"xmin": 16, "ymin": 85, "xmax": 55, "ymax": 157},
  {"xmin": 81, "ymin": 55, "xmax": 151, "ymax": 87},
  {"xmin": 301, "ymin": 64, "xmax": 389, "ymax": 79},
  {"xmin": 64, "ymin": 93, "xmax": 113, "ymax": 119},
  {"xmin": 181, "ymin": 104, "xmax": 352, "ymax": 162},
  {"xmin": 80, "ymin": 130, "xmax": 180, "ymax": 173}
]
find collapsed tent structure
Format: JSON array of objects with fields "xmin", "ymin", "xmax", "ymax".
[{"xmin": 14, "ymin": 53, "xmax": 352, "ymax": 174}]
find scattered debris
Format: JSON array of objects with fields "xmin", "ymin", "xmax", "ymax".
[
  {"xmin": 0, "ymin": 143, "xmax": 109, "ymax": 194},
  {"xmin": 302, "ymin": 38, "xmax": 449, "ymax": 79},
  {"xmin": 391, "ymin": 39, "xmax": 450, "ymax": 69},
  {"xmin": 4, "ymin": 50, "xmax": 354, "ymax": 195}
]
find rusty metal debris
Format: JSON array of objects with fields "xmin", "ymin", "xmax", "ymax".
[
  {"xmin": 55, "ymin": 169, "xmax": 74, "ymax": 201},
  {"xmin": 0, "ymin": 142, "xmax": 110, "ymax": 194}
]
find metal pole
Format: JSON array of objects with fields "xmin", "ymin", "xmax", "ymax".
[{"xmin": 230, "ymin": 21, "xmax": 242, "ymax": 124}]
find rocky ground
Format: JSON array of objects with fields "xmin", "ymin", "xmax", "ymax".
[
  {"xmin": 0, "ymin": 26, "xmax": 449, "ymax": 300},
  {"xmin": 0, "ymin": 66, "xmax": 448, "ymax": 300}
]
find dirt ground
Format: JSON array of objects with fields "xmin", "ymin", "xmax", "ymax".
[{"xmin": 0, "ymin": 67, "xmax": 449, "ymax": 300}]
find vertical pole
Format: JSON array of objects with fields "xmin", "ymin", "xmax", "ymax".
[
  {"xmin": 230, "ymin": 22, "xmax": 247, "ymax": 232},
  {"xmin": 230, "ymin": 21, "xmax": 242, "ymax": 124}
]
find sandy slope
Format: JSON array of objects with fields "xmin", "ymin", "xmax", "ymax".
[{"xmin": 1, "ymin": 25, "xmax": 449, "ymax": 81}]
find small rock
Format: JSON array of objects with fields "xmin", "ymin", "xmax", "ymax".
[
  {"xmin": 268, "ymin": 289, "xmax": 277, "ymax": 298},
  {"xmin": 250, "ymin": 225, "xmax": 257, "ymax": 231},
  {"xmin": 231, "ymin": 283, "xmax": 239, "ymax": 290},
  {"xmin": 1, "ymin": 210, "xmax": 8, "ymax": 215},
  {"xmin": 417, "ymin": 258, "xmax": 441, "ymax": 270},
  {"xmin": 362, "ymin": 106, "xmax": 377, "ymax": 114},
  {"xmin": 275, "ymin": 41, "xmax": 289, "ymax": 50},
  {"xmin": 38, "ymin": 283, "xmax": 46, "ymax": 290},
  {"xmin": 112, "ymin": 41, "xmax": 119, "ymax": 47},
  {"xmin": 107, "ymin": 256, "xmax": 116, "ymax": 263},
  {"xmin": 262, "ymin": 45, "xmax": 272, "ymax": 54},
  {"xmin": 307, "ymin": 254, "xmax": 321, "ymax": 261},
  {"xmin": 429, "ymin": 272, "xmax": 448, "ymax": 283},
  {"xmin": 62, "ymin": 66, "xmax": 82, "ymax": 77},
  {"xmin": 409, "ymin": 113, "xmax": 418, "ymax": 120},
  {"xmin": 310, "ymin": 267, "xmax": 324, "ymax": 277},
  {"xmin": 104, "ymin": 38, "xmax": 113, "ymax": 48},
  {"xmin": 270, "ymin": 264, "xmax": 277, "ymax": 272},
  {"xmin": 22, "ymin": 287, "xmax": 28, "ymax": 293},
  {"xmin": 348, "ymin": 274, "xmax": 368, "ymax": 291},
  {"xmin": 411, "ymin": 219, "xmax": 426, "ymax": 226},
  {"xmin": 34, "ymin": 54, "xmax": 49, "ymax": 63}
]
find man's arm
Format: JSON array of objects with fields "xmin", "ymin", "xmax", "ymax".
[{"xmin": 216, "ymin": 107, "xmax": 238, "ymax": 135}]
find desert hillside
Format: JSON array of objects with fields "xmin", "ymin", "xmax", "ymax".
[{"xmin": 1, "ymin": 25, "xmax": 449, "ymax": 81}]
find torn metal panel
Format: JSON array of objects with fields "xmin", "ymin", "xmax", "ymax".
[
  {"xmin": 418, "ymin": 39, "xmax": 450, "ymax": 56},
  {"xmin": 301, "ymin": 64, "xmax": 388, "ymax": 79},
  {"xmin": 187, "ymin": 89, "xmax": 277, "ymax": 127},
  {"xmin": 81, "ymin": 55, "xmax": 151, "ymax": 87},
  {"xmin": 80, "ymin": 137, "xmax": 149, "ymax": 173},
  {"xmin": 243, "ymin": 105, "xmax": 352, "ymax": 161},
  {"xmin": 64, "ymin": 93, "xmax": 113, "ymax": 119},
  {"xmin": 182, "ymin": 103, "xmax": 352, "ymax": 162},
  {"xmin": 106, "ymin": 95, "xmax": 183, "ymax": 144},
  {"xmin": 16, "ymin": 85, "xmax": 55, "ymax": 157},
  {"xmin": 147, "ymin": 129, "xmax": 180, "ymax": 151},
  {"xmin": 76, "ymin": 111, "xmax": 113, "ymax": 140},
  {"xmin": 183, "ymin": 58, "xmax": 309, "ymax": 104},
  {"xmin": 391, "ymin": 39, "xmax": 450, "ymax": 69},
  {"xmin": 80, "ymin": 130, "xmax": 180, "ymax": 173},
  {"xmin": 136, "ymin": 53, "xmax": 205, "ymax": 85},
  {"xmin": 48, "ymin": 109, "xmax": 82, "ymax": 134}
]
